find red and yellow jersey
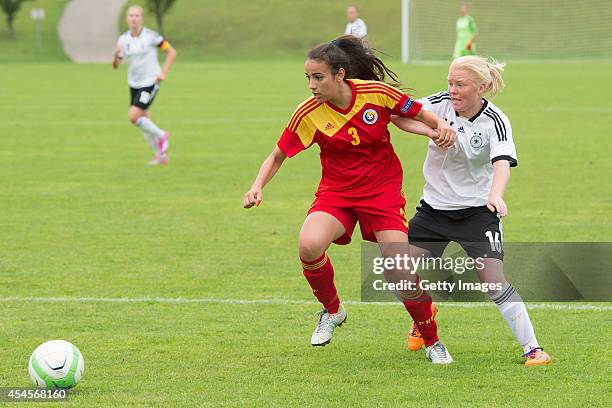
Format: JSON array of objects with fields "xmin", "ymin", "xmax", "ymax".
[{"xmin": 277, "ymin": 79, "xmax": 422, "ymax": 198}]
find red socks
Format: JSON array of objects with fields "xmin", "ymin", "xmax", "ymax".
[
  {"xmin": 401, "ymin": 276, "xmax": 439, "ymax": 347},
  {"xmin": 302, "ymin": 254, "xmax": 438, "ymax": 346},
  {"xmin": 301, "ymin": 253, "xmax": 340, "ymax": 314}
]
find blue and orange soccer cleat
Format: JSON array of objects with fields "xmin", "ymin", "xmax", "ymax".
[
  {"xmin": 407, "ymin": 303, "xmax": 438, "ymax": 351},
  {"xmin": 523, "ymin": 347, "xmax": 551, "ymax": 366}
]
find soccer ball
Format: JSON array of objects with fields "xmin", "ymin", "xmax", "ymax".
[{"xmin": 28, "ymin": 340, "xmax": 84, "ymax": 389}]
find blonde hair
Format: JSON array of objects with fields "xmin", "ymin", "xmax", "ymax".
[
  {"xmin": 450, "ymin": 56, "xmax": 506, "ymax": 98},
  {"xmin": 127, "ymin": 5, "xmax": 144, "ymax": 16}
]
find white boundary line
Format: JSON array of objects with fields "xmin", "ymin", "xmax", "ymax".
[{"xmin": 0, "ymin": 296, "xmax": 609, "ymax": 311}]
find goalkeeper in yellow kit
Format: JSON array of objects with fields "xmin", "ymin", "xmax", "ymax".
[{"xmin": 453, "ymin": 5, "xmax": 478, "ymax": 57}]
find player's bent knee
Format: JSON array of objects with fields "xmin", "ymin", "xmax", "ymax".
[
  {"xmin": 409, "ymin": 244, "xmax": 433, "ymax": 260},
  {"xmin": 128, "ymin": 110, "xmax": 143, "ymax": 124},
  {"xmin": 298, "ymin": 238, "xmax": 328, "ymax": 262}
]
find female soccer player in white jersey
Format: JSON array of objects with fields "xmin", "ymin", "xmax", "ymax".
[
  {"xmin": 113, "ymin": 5, "xmax": 177, "ymax": 165},
  {"xmin": 393, "ymin": 56, "xmax": 551, "ymax": 366}
]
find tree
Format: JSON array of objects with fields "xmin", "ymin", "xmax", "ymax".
[
  {"xmin": 145, "ymin": 0, "xmax": 177, "ymax": 36},
  {"xmin": 1, "ymin": 0, "xmax": 31, "ymax": 39}
]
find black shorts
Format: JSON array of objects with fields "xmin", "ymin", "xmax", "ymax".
[
  {"xmin": 408, "ymin": 200, "xmax": 504, "ymax": 260},
  {"xmin": 129, "ymin": 83, "xmax": 160, "ymax": 110}
]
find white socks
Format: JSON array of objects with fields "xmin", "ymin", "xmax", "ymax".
[
  {"xmin": 142, "ymin": 132, "xmax": 158, "ymax": 153},
  {"xmin": 490, "ymin": 283, "xmax": 539, "ymax": 354},
  {"xmin": 135, "ymin": 117, "xmax": 164, "ymax": 139}
]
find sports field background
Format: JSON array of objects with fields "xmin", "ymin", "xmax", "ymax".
[
  {"xmin": 121, "ymin": 0, "xmax": 612, "ymax": 60},
  {"xmin": 3, "ymin": 0, "xmax": 612, "ymax": 61},
  {"xmin": 0, "ymin": 60, "xmax": 610, "ymax": 406},
  {"xmin": 0, "ymin": 0, "xmax": 610, "ymax": 406}
]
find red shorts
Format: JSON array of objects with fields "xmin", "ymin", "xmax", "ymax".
[{"xmin": 307, "ymin": 189, "xmax": 409, "ymax": 245}]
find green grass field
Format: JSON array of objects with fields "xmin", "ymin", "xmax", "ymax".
[{"xmin": 0, "ymin": 60, "xmax": 610, "ymax": 407}]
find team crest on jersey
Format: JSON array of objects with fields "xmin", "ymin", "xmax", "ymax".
[
  {"xmin": 363, "ymin": 109, "xmax": 378, "ymax": 125},
  {"xmin": 470, "ymin": 133, "xmax": 484, "ymax": 148}
]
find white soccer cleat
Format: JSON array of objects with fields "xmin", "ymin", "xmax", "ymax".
[
  {"xmin": 310, "ymin": 305, "xmax": 347, "ymax": 346},
  {"xmin": 425, "ymin": 341, "xmax": 453, "ymax": 364},
  {"xmin": 148, "ymin": 154, "xmax": 168, "ymax": 166}
]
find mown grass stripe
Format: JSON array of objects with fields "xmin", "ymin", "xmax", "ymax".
[{"xmin": 1, "ymin": 297, "xmax": 609, "ymax": 310}]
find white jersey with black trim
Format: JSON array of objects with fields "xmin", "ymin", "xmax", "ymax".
[
  {"xmin": 418, "ymin": 91, "xmax": 518, "ymax": 210},
  {"xmin": 344, "ymin": 18, "xmax": 367, "ymax": 39},
  {"xmin": 117, "ymin": 27, "xmax": 164, "ymax": 88}
]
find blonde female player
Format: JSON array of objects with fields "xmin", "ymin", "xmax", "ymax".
[
  {"xmin": 244, "ymin": 36, "xmax": 456, "ymax": 364},
  {"xmin": 112, "ymin": 5, "xmax": 177, "ymax": 165},
  {"xmin": 393, "ymin": 56, "xmax": 551, "ymax": 366}
]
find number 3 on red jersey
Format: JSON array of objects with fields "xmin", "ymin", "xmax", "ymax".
[{"xmin": 348, "ymin": 127, "xmax": 360, "ymax": 146}]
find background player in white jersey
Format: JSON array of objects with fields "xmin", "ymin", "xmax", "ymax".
[
  {"xmin": 113, "ymin": 5, "xmax": 177, "ymax": 165},
  {"xmin": 344, "ymin": 6, "xmax": 367, "ymax": 39},
  {"xmin": 393, "ymin": 56, "xmax": 551, "ymax": 366}
]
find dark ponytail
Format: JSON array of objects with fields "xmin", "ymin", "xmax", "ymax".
[{"xmin": 307, "ymin": 35, "xmax": 401, "ymax": 88}]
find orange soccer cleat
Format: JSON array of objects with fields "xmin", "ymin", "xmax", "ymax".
[
  {"xmin": 407, "ymin": 303, "xmax": 438, "ymax": 351},
  {"xmin": 523, "ymin": 347, "xmax": 551, "ymax": 366}
]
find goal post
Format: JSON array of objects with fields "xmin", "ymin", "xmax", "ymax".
[{"xmin": 401, "ymin": 0, "xmax": 410, "ymax": 64}]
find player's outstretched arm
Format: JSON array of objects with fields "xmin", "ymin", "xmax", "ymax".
[
  {"xmin": 157, "ymin": 42, "xmax": 177, "ymax": 81},
  {"xmin": 413, "ymin": 109, "xmax": 456, "ymax": 148},
  {"xmin": 112, "ymin": 46, "xmax": 122, "ymax": 69},
  {"xmin": 243, "ymin": 146, "xmax": 287, "ymax": 208},
  {"xmin": 488, "ymin": 160, "xmax": 510, "ymax": 216},
  {"xmin": 391, "ymin": 115, "xmax": 441, "ymax": 142},
  {"xmin": 466, "ymin": 17, "xmax": 478, "ymax": 50},
  {"xmin": 466, "ymin": 33, "xmax": 478, "ymax": 50}
]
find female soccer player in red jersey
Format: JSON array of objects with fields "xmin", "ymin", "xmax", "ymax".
[{"xmin": 243, "ymin": 36, "xmax": 456, "ymax": 364}]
